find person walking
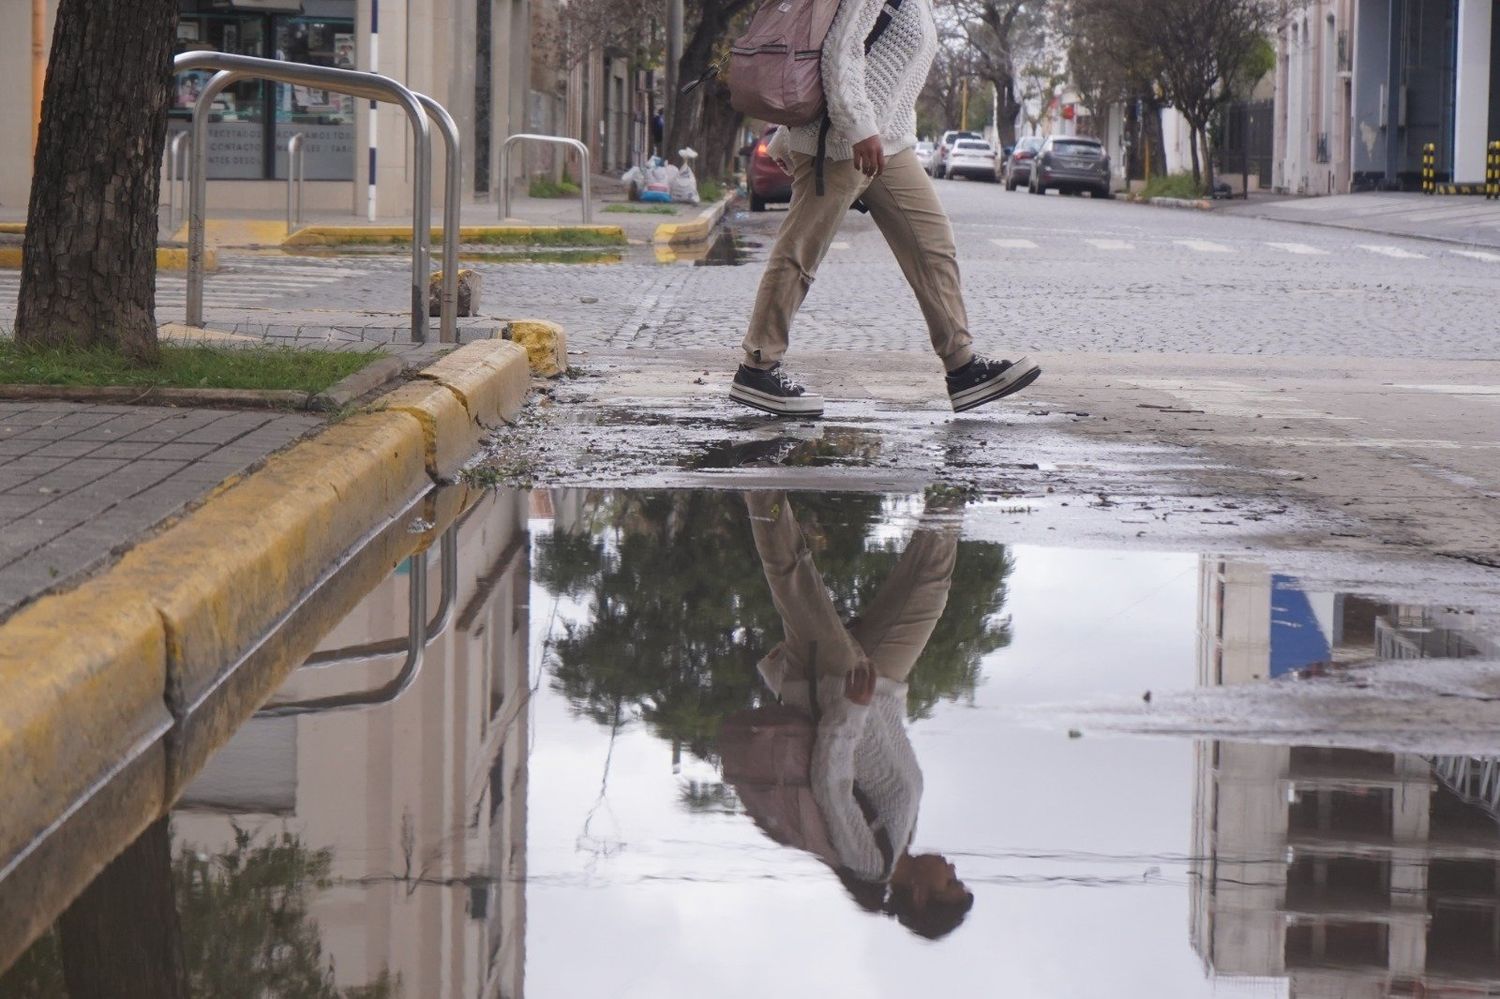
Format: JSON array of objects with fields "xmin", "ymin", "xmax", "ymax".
[{"xmin": 729, "ymin": 0, "xmax": 1041, "ymax": 418}]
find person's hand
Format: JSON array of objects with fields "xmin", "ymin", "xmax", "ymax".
[
  {"xmin": 852, "ymin": 135, "xmax": 885, "ymax": 179},
  {"xmin": 844, "ymin": 663, "xmax": 876, "ymax": 705}
]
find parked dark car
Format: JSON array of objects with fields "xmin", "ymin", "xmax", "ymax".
[
  {"xmin": 745, "ymin": 126, "xmax": 792, "ymax": 212},
  {"xmin": 1028, "ymin": 135, "xmax": 1112, "ymax": 198},
  {"xmin": 1002, "ymin": 137, "xmax": 1043, "ymax": 190}
]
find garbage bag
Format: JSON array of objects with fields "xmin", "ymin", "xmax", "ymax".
[
  {"xmin": 670, "ymin": 164, "xmax": 700, "ymax": 204},
  {"xmin": 620, "ymin": 164, "xmax": 644, "ymax": 201}
]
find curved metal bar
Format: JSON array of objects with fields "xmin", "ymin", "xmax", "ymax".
[
  {"xmin": 286, "ymin": 132, "xmax": 306, "ymax": 231},
  {"xmin": 256, "ymin": 547, "xmax": 430, "ymax": 717},
  {"xmin": 415, "ymin": 93, "xmax": 461, "ymax": 344},
  {"xmin": 174, "ymin": 52, "xmax": 432, "ymax": 342},
  {"xmin": 297, "ymin": 527, "xmax": 459, "ymax": 669},
  {"xmin": 499, "ymin": 134, "xmax": 591, "ymax": 224},
  {"xmin": 166, "ymin": 131, "xmax": 190, "ymax": 231}
]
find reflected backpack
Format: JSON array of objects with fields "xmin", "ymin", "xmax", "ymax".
[
  {"xmin": 719, "ymin": 701, "xmax": 842, "ymax": 867},
  {"xmin": 719, "ymin": 0, "xmax": 906, "ymax": 195}
]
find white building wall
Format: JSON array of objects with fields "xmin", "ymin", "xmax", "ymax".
[{"xmin": 1454, "ymin": 0, "xmax": 1495, "ymax": 182}]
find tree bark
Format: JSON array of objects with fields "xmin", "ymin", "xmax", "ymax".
[
  {"xmin": 16, "ymin": 0, "xmax": 178, "ymax": 363},
  {"xmin": 58, "ymin": 817, "xmax": 188, "ymax": 999}
]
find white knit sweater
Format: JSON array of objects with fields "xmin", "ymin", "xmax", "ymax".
[
  {"xmin": 760, "ymin": 652, "xmax": 922, "ymax": 883},
  {"xmin": 771, "ymin": 0, "xmax": 939, "ymax": 163}
]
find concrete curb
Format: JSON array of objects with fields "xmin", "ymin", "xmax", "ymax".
[
  {"xmin": 284, "ymin": 224, "xmax": 627, "ymax": 248},
  {"xmin": 0, "ymin": 245, "xmax": 218, "ymax": 272},
  {"xmin": 1141, "ymin": 196, "xmax": 1215, "ymax": 211},
  {"xmin": 653, "ymin": 194, "xmax": 733, "ymax": 246},
  {"xmin": 0, "ymin": 335, "xmax": 530, "ymax": 960}
]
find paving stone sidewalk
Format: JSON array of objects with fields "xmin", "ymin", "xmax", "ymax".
[{"xmin": 0, "ymin": 401, "xmax": 320, "ymax": 621}]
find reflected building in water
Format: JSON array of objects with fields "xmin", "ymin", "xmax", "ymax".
[
  {"xmin": 173, "ymin": 490, "xmax": 532, "ymax": 999},
  {"xmin": 1192, "ymin": 559, "xmax": 1500, "ymax": 996}
]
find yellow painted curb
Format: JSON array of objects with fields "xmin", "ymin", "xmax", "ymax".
[
  {"xmin": 283, "ymin": 224, "xmax": 627, "ymax": 248},
  {"xmin": 371, "ymin": 380, "xmax": 476, "ymax": 481},
  {"xmin": 653, "ymin": 194, "xmax": 732, "ymax": 246},
  {"xmin": 0, "ymin": 582, "xmax": 170, "ymax": 893},
  {"xmin": 415, "ymin": 339, "xmax": 531, "ymax": 426},
  {"xmin": 169, "ymin": 218, "xmax": 289, "ymax": 248},
  {"xmin": 509, "ymin": 319, "xmax": 569, "ymax": 378},
  {"xmin": 0, "ymin": 246, "xmax": 217, "ymax": 272},
  {"xmin": 0, "ymin": 222, "xmax": 23, "ymax": 235}
]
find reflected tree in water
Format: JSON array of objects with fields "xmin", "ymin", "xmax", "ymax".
[
  {"xmin": 537, "ymin": 491, "xmax": 1014, "ymax": 761},
  {"xmin": 1, "ymin": 826, "xmax": 399, "ymax": 999}
]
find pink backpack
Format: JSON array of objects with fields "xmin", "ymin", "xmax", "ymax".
[
  {"xmin": 717, "ymin": 0, "xmax": 906, "ymax": 195},
  {"xmin": 719, "ymin": 702, "xmax": 842, "ymax": 867}
]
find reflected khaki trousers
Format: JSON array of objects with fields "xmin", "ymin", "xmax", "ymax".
[
  {"xmin": 747, "ymin": 491, "xmax": 957, "ymax": 685},
  {"xmin": 742, "ymin": 148, "xmax": 976, "ymax": 373}
]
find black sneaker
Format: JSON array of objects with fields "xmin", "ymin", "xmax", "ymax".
[
  {"xmin": 729, "ymin": 363, "xmax": 825, "ymax": 417},
  {"xmin": 946, "ymin": 355, "xmax": 1041, "ymax": 413}
]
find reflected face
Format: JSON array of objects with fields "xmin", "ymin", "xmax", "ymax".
[{"xmin": 904, "ymin": 853, "xmax": 969, "ymax": 906}]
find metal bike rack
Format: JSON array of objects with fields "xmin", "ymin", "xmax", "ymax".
[
  {"xmin": 255, "ymin": 527, "xmax": 459, "ymax": 717},
  {"xmin": 415, "ymin": 92, "xmax": 461, "ymax": 344},
  {"xmin": 499, "ymin": 133, "xmax": 592, "ymax": 224},
  {"xmin": 165, "ymin": 130, "xmax": 190, "ymax": 231},
  {"xmin": 172, "ymin": 52, "xmax": 459, "ymax": 344},
  {"xmin": 285, "ymin": 131, "xmax": 306, "ymax": 231}
]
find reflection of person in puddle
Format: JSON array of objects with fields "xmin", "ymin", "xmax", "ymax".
[{"xmin": 745, "ymin": 490, "xmax": 974, "ymax": 939}]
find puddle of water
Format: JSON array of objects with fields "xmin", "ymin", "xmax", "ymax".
[
  {"xmin": 694, "ymin": 228, "xmax": 753, "ymax": 267},
  {"xmin": 689, "ymin": 428, "xmax": 884, "ymax": 469},
  {"xmin": 5, "ymin": 488, "xmax": 1500, "ymax": 997}
]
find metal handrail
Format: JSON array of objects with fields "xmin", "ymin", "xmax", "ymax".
[
  {"xmin": 254, "ymin": 526, "xmax": 458, "ymax": 716},
  {"xmin": 500, "ymin": 133, "xmax": 592, "ymax": 224},
  {"xmin": 166, "ymin": 131, "xmax": 190, "ymax": 231},
  {"xmin": 414, "ymin": 92, "xmax": 460, "ymax": 344},
  {"xmin": 172, "ymin": 52, "xmax": 438, "ymax": 343},
  {"xmin": 286, "ymin": 131, "xmax": 305, "ymax": 232}
]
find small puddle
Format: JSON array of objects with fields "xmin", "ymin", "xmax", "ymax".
[
  {"xmin": 693, "ymin": 228, "xmax": 755, "ymax": 266},
  {"xmin": 5, "ymin": 488, "xmax": 1500, "ymax": 996},
  {"xmin": 689, "ymin": 428, "xmax": 883, "ymax": 469}
]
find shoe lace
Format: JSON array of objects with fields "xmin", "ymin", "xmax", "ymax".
[{"xmin": 770, "ymin": 367, "xmax": 803, "ymax": 392}]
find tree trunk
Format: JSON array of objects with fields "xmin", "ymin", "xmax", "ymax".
[
  {"xmin": 993, "ymin": 77, "xmax": 1020, "ymax": 149},
  {"xmin": 1199, "ymin": 128, "xmax": 1215, "ymax": 192},
  {"xmin": 16, "ymin": 0, "xmax": 177, "ymax": 363},
  {"xmin": 1188, "ymin": 125, "xmax": 1202, "ymax": 187},
  {"xmin": 1145, "ymin": 96, "xmax": 1167, "ymax": 178},
  {"xmin": 58, "ymin": 818, "xmax": 188, "ymax": 999}
]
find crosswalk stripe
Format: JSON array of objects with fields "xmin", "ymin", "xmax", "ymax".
[
  {"xmin": 1360, "ymin": 244, "xmax": 1426, "ymax": 259},
  {"xmin": 830, "ymin": 242, "xmax": 850, "ymax": 251},
  {"xmin": 1452, "ymin": 249, "xmax": 1500, "ymax": 263},
  {"xmin": 1175, "ymin": 239, "xmax": 1232, "ymax": 254},
  {"xmin": 1266, "ymin": 242, "xmax": 1329, "ymax": 256},
  {"xmin": 1085, "ymin": 238, "xmax": 1133, "ymax": 251},
  {"xmin": 990, "ymin": 238, "xmax": 1038, "ymax": 249}
]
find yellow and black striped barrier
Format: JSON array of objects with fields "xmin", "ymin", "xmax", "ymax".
[
  {"xmin": 1422, "ymin": 143, "xmax": 1436, "ymax": 194},
  {"xmin": 1488, "ymin": 140, "xmax": 1499, "ymax": 201}
]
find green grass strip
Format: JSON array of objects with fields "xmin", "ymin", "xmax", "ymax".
[
  {"xmin": 603, "ymin": 203, "xmax": 679, "ymax": 215},
  {"xmin": 0, "ymin": 342, "xmax": 380, "ymax": 394}
]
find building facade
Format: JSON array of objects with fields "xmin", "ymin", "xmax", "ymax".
[
  {"xmin": 1276, "ymin": 0, "xmax": 1499, "ymax": 193},
  {"xmin": 0, "ymin": 0, "xmax": 654, "ymax": 222}
]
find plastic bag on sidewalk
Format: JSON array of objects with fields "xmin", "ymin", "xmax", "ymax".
[
  {"xmin": 620, "ymin": 164, "xmax": 644, "ymax": 201},
  {"xmin": 641, "ymin": 156, "xmax": 676, "ymax": 203},
  {"xmin": 670, "ymin": 147, "xmax": 701, "ymax": 204}
]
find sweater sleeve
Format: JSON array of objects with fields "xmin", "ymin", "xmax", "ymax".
[
  {"xmin": 820, "ymin": 0, "xmax": 882, "ymax": 143},
  {"xmin": 810, "ymin": 681, "xmax": 886, "ymax": 880}
]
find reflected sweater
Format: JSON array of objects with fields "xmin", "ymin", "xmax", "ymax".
[
  {"xmin": 769, "ymin": 0, "xmax": 939, "ymax": 163},
  {"xmin": 760, "ymin": 651, "xmax": 923, "ymax": 882}
]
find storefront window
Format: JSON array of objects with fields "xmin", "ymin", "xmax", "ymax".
[{"xmin": 171, "ymin": 3, "xmax": 355, "ymax": 182}]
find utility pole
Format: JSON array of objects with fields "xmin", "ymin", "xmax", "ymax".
[
  {"xmin": 32, "ymin": 0, "xmax": 46, "ymax": 150},
  {"xmin": 960, "ymin": 77, "xmax": 969, "ymax": 130},
  {"xmin": 665, "ymin": 0, "xmax": 683, "ymax": 153}
]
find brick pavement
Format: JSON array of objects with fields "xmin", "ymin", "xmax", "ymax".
[{"xmin": 0, "ymin": 402, "xmax": 320, "ymax": 620}]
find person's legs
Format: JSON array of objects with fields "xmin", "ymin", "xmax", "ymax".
[
  {"xmin": 746, "ymin": 491, "xmax": 865, "ymax": 680},
  {"xmin": 848, "ymin": 528, "xmax": 959, "ymax": 684},
  {"xmin": 856, "ymin": 150, "xmax": 975, "ymax": 373},
  {"xmin": 741, "ymin": 155, "xmax": 870, "ymax": 371},
  {"xmin": 860, "ymin": 149, "xmax": 1041, "ymax": 411}
]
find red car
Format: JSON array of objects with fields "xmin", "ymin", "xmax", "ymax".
[{"xmin": 745, "ymin": 126, "xmax": 792, "ymax": 212}]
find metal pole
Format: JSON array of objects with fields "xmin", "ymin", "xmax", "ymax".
[
  {"xmin": 286, "ymin": 132, "xmax": 305, "ymax": 232},
  {"xmin": 499, "ymin": 135, "xmax": 591, "ymax": 224},
  {"xmin": 30, "ymin": 0, "xmax": 43, "ymax": 151},
  {"xmin": 416, "ymin": 93, "xmax": 461, "ymax": 344},
  {"xmin": 188, "ymin": 71, "xmax": 238, "ymax": 328}
]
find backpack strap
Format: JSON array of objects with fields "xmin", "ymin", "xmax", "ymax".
[{"xmin": 816, "ymin": 0, "xmax": 907, "ymax": 197}]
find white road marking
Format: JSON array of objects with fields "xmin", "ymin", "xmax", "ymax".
[
  {"xmin": 1266, "ymin": 242, "xmax": 1329, "ymax": 256},
  {"xmin": 1451, "ymin": 249, "xmax": 1500, "ymax": 263},
  {"xmin": 830, "ymin": 242, "xmax": 851, "ymax": 251},
  {"xmin": 1359, "ymin": 244, "xmax": 1427, "ymax": 259},
  {"xmin": 1085, "ymin": 238, "xmax": 1133, "ymax": 251},
  {"xmin": 990, "ymin": 238, "xmax": 1038, "ymax": 249},
  {"xmin": 1174, "ymin": 239, "xmax": 1232, "ymax": 254}
]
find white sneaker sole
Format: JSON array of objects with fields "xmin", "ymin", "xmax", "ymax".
[
  {"xmin": 950, "ymin": 356, "xmax": 1042, "ymax": 413},
  {"xmin": 729, "ymin": 382, "xmax": 825, "ymax": 417}
]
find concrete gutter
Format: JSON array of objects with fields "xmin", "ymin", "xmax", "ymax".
[
  {"xmin": 653, "ymin": 194, "xmax": 733, "ymax": 246},
  {"xmin": 284, "ymin": 224, "xmax": 627, "ymax": 248},
  {"xmin": 0, "ymin": 331, "xmax": 537, "ymax": 969}
]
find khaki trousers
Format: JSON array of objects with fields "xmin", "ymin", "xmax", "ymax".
[
  {"xmin": 742, "ymin": 148, "xmax": 976, "ymax": 373},
  {"xmin": 747, "ymin": 491, "xmax": 957, "ymax": 685}
]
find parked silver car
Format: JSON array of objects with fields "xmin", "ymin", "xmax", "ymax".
[
  {"xmin": 1028, "ymin": 135, "xmax": 1112, "ymax": 198},
  {"xmin": 913, "ymin": 140, "xmax": 936, "ymax": 172},
  {"xmin": 931, "ymin": 129, "xmax": 982, "ymax": 178}
]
